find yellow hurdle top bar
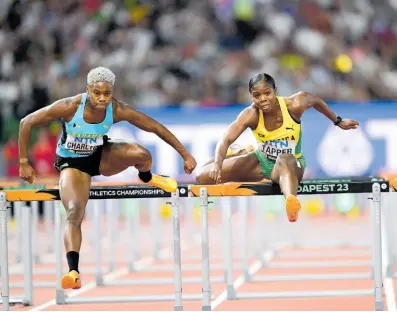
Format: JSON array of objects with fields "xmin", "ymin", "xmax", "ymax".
[{"xmin": 0, "ymin": 177, "xmax": 390, "ymax": 202}]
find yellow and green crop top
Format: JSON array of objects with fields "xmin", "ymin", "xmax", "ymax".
[{"xmin": 252, "ymin": 96, "xmax": 302, "ymax": 161}]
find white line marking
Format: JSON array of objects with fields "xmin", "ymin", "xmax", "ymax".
[
  {"xmin": 211, "ymin": 250, "xmax": 275, "ymax": 310},
  {"xmin": 382, "ymin": 217, "xmax": 396, "ymax": 311}
]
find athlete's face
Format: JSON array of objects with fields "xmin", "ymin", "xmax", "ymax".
[
  {"xmin": 251, "ymin": 82, "xmax": 277, "ymax": 113},
  {"xmin": 86, "ymin": 82, "xmax": 113, "ymax": 110}
]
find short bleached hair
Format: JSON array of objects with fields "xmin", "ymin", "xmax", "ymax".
[{"xmin": 87, "ymin": 67, "xmax": 116, "ymax": 86}]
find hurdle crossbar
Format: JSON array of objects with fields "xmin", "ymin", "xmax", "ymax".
[
  {"xmin": 0, "ymin": 185, "xmax": 191, "ymax": 311},
  {"xmin": 0, "ymin": 178, "xmax": 391, "ymax": 312},
  {"xmin": 191, "ymin": 177, "xmax": 389, "ymax": 312},
  {"xmin": 3, "ymin": 185, "xmax": 189, "ymax": 202}
]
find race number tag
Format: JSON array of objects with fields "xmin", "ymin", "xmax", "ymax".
[
  {"xmin": 64, "ymin": 134, "xmax": 104, "ymax": 155},
  {"xmin": 259, "ymin": 140, "xmax": 296, "ymax": 161}
]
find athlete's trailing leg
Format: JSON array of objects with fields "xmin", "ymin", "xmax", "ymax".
[{"xmin": 99, "ymin": 141, "xmax": 180, "ymax": 192}]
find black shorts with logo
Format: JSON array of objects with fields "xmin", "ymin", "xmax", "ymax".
[{"xmin": 54, "ymin": 136, "xmax": 110, "ymax": 177}]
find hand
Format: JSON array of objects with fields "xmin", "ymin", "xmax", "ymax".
[
  {"xmin": 183, "ymin": 154, "xmax": 197, "ymax": 174},
  {"xmin": 338, "ymin": 119, "xmax": 359, "ymax": 130},
  {"xmin": 19, "ymin": 163, "xmax": 37, "ymax": 184},
  {"xmin": 209, "ymin": 163, "xmax": 222, "ymax": 184}
]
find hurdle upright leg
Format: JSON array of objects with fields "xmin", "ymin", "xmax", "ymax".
[
  {"xmin": 371, "ymin": 183, "xmax": 384, "ymax": 311},
  {"xmin": 150, "ymin": 199, "xmax": 162, "ymax": 260},
  {"xmin": 0, "ymin": 192, "xmax": 10, "ymax": 311},
  {"xmin": 126, "ymin": 198, "xmax": 141, "ymax": 272},
  {"xmin": 222, "ymin": 197, "xmax": 236, "ymax": 299},
  {"xmin": 94, "ymin": 200, "xmax": 104, "ymax": 285},
  {"xmin": 31, "ymin": 201, "xmax": 40, "ymax": 264},
  {"xmin": 170, "ymin": 189, "xmax": 183, "ymax": 311},
  {"xmin": 15, "ymin": 202, "xmax": 23, "ymax": 263},
  {"xmin": 107, "ymin": 199, "xmax": 117, "ymax": 272},
  {"xmin": 200, "ymin": 188, "xmax": 211, "ymax": 311},
  {"xmin": 238, "ymin": 197, "xmax": 250, "ymax": 281},
  {"xmin": 22, "ymin": 205, "xmax": 33, "ymax": 306},
  {"xmin": 382, "ymin": 192, "xmax": 395, "ymax": 278},
  {"xmin": 55, "ymin": 201, "xmax": 66, "ymax": 304},
  {"xmin": 44, "ymin": 201, "xmax": 54, "ymax": 253}
]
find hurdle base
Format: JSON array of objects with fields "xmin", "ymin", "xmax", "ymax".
[
  {"xmin": 9, "ymin": 266, "xmax": 109, "ymax": 275},
  {"xmin": 174, "ymin": 305, "xmax": 183, "ymax": 311},
  {"xmin": 386, "ymin": 265, "xmax": 393, "ymax": 278},
  {"xmin": 10, "ymin": 281, "xmax": 56, "ymax": 289},
  {"xmin": 390, "ymin": 271, "xmax": 397, "ymax": 278},
  {"xmin": 96, "ymin": 275, "xmax": 104, "ymax": 286},
  {"xmin": 375, "ymin": 301, "xmax": 384, "ymax": 311},
  {"xmin": 0, "ymin": 297, "xmax": 25, "ymax": 305},
  {"xmin": 56, "ymin": 289, "xmax": 66, "ymax": 304},
  {"xmin": 227, "ymin": 286, "xmax": 236, "ymax": 300},
  {"xmin": 235, "ymin": 289, "xmax": 374, "ymax": 299},
  {"xmin": 62, "ymin": 293, "xmax": 204, "ymax": 304},
  {"xmin": 267, "ymin": 260, "xmax": 371, "ymax": 269},
  {"xmin": 138, "ymin": 262, "xmax": 243, "ymax": 272},
  {"xmin": 128, "ymin": 263, "xmax": 136, "ymax": 273},
  {"xmin": 202, "ymin": 305, "xmax": 211, "ymax": 311},
  {"xmin": 251, "ymin": 272, "xmax": 372, "ymax": 282},
  {"xmin": 103, "ymin": 275, "xmax": 224, "ymax": 286},
  {"xmin": 244, "ymin": 271, "xmax": 252, "ymax": 282}
]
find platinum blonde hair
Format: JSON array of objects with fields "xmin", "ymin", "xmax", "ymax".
[{"xmin": 87, "ymin": 67, "xmax": 115, "ymax": 86}]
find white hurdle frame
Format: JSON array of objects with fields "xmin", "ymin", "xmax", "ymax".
[
  {"xmin": 0, "ymin": 198, "xmax": 34, "ymax": 309},
  {"xmin": 198, "ymin": 180, "xmax": 389, "ymax": 311},
  {"xmin": 0, "ymin": 179, "xmax": 391, "ymax": 311},
  {"xmin": 0, "ymin": 185, "xmax": 206, "ymax": 312}
]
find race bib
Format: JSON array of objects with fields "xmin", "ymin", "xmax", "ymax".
[
  {"xmin": 259, "ymin": 140, "xmax": 296, "ymax": 161},
  {"xmin": 64, "ymin": 134, "xmax": 104, "ymax": 155}
]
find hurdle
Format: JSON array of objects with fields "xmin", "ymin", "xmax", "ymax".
[
  {"xmin": 0, "ymin": 184, "xmax": 207, "ymax": 311},
  {"xmin": 381, "ymin": 178, "xmax": 397, "ymax": 279},
  {"xmin": 191, "ymin": 177, "xmax": 390, "ymax": 311},
  {"xmin": 0, "ymin": 177, "xmax": 392, "ymax": 311},
  {"xmin": 0, "ymin": 195, "xmax": 34, "ymax": 308}
]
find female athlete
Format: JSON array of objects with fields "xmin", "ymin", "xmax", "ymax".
[
  {"xmin": 196, "ymin": 73, "xmax": 358, "ymax": 223},
  {"xmin": 18, "ymin": 67, "xmax": 197, "ymax": 289}
]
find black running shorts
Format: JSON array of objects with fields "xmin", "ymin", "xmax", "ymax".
[{"xmin": 54, "ymin": 136, "xmax": 110, "ymax": 177}]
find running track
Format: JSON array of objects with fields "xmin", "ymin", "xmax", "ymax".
[{"xmin": 1, "ymin": 210, "xmax": 396, "ymax": 311}]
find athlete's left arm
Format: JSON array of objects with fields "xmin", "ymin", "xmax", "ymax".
[
  {"xmin": 295, "ymin": 91, "xmax": 359, "ymax": 130},
  {"xmin": 113, "ymin": 100, "xmax": 197, "ymax": 174}
]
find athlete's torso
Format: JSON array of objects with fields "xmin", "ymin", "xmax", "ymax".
[
  {"xmin": 252, "ymin": 96, "xmax": 302, "ymax": 161},
  {"xmin": 56, "ymin": 93, "xmax": 113, "ymax": 158}
]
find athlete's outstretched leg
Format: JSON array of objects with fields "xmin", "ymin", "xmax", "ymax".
[
  {"xmin": 271, "ymin": 154, "xmax": 304, "ymax": 222},
  {"xmin": 99, "ymin": 141, "xmax": 177, "ymax": 192},
  {"xmin": 196, "ymin": 152, "xmax": 265, "ymax": 184},
  {"xmin": 59, "ymin": 168, "xmax": 91, "ymax": 289}
]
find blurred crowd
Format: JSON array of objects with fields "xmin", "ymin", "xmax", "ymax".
[{"xmin": 1, "ymin": 0, "xmax": 397, "ymax": 177}]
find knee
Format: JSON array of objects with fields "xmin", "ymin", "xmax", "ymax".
[
  {"xmin": 130, "ymin": 144, "xmax": 152, "ymax": 165},
  {"xmin": 195, "ymin": 171, "xmax": 205, "ymax": 184},
  {"xmin": 65, "ymin": 201, "xmax": 84, "ymax": 227},
  {"xmin": 195, "ymin": 167, "xmax": 214, "ymax": 185},
  {"xmin": 275, "ymin": 154, "xmax": 298, "ymax": 169}
]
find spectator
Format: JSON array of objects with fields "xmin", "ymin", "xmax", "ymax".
[
  {"xmin": 0, "ymin": 0, "xmax": 395, "ymax": 116},
  {"xmin": 3, "ymin": 134, "xmax": 19, "ymax": 178},
  {"xmin": 31, "ymin": 128, "xmax": 58, "ymax": 177}
]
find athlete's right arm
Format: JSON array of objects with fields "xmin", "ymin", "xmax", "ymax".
[
  {"xmin": 211, "ymin": 108, "xmax": 256, "ymax": 183},
  {"xmin": 19, "ymin": 96, "xmax": 78, "ymax": 165}
]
